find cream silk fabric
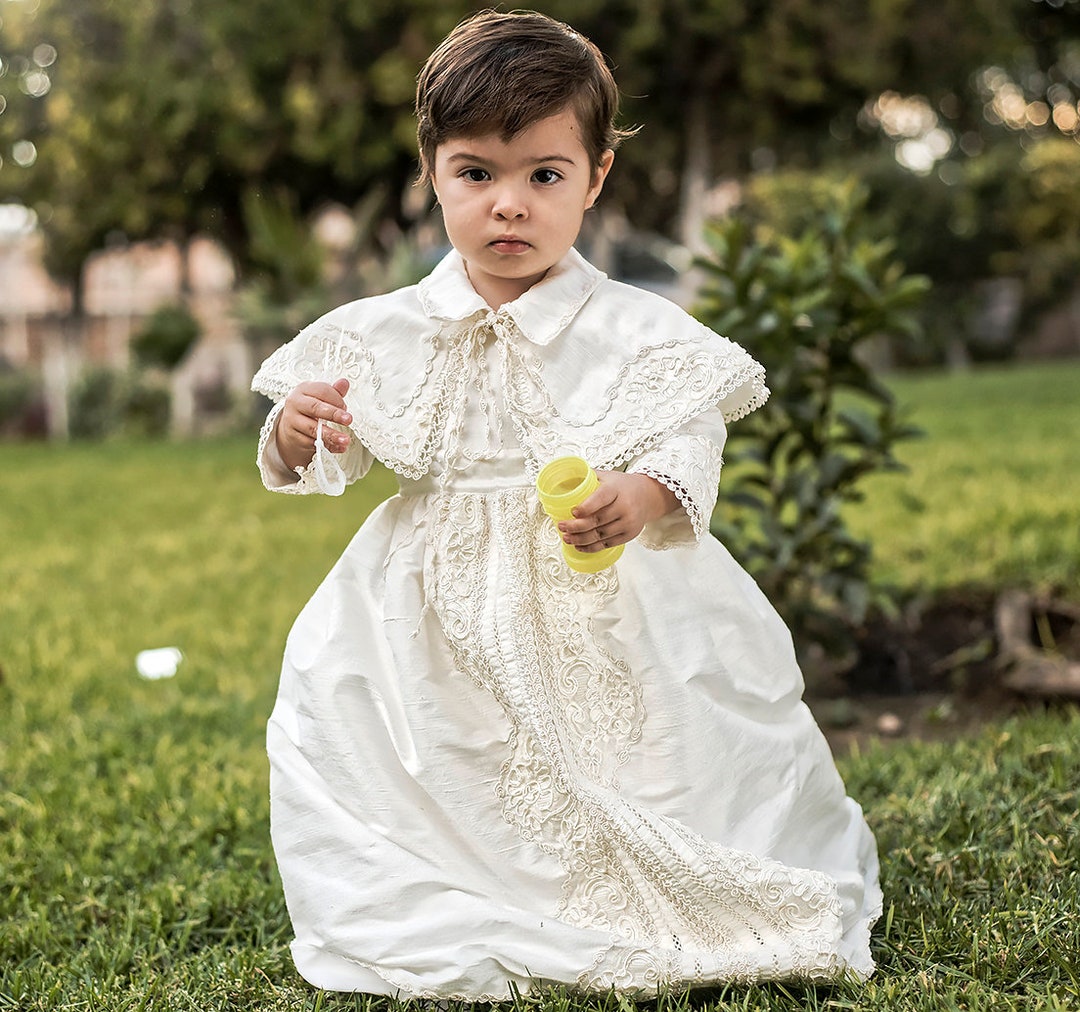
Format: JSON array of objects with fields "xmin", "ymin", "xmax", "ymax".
[{"xmin": 252, "ymin": 250, "xmax": 881, "ymax": 999}]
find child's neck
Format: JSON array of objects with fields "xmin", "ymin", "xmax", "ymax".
[{"xmin": 464, "ymin": 261, "xmax": 551, "ymax": 310}]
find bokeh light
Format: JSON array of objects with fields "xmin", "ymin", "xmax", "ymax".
[
  {"xmin": 12, "ymin": 139, "xmax": 37, "ymax": 167},
  {"xmin": 32, "ymin": 43, "xmax": 57, "ymax": 68},
  {"xmin": 0, "ymin": 202, "xmax": 38, "ymax": 236},
  {"xmin": 862, "ymin": 91, "xmax": 954, "ymax": 174},
  {"xmin": 1052, "ymin": 102, "xmax": 1079, "ymax": 134},
  {"xmin": 979, "ymin": 63, "xmax": 1080, "ymax": 140},
  {"xmin": 21, "ymin": 68, "xmax": 50, "ymax": 97}
]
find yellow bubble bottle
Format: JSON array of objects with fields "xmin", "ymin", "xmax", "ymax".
[{"xmin": 536, "ymin": 456, "xmax": 624, "ymax": 573}]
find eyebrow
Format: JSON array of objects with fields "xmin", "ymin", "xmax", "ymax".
[{"xmin": 445, "ymin": 152, "xmax": 578, "ymax": 166}]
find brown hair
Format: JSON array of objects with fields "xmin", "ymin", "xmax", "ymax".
[{"xmin": 415, "ymin": 9, "xmax": 635, "ymax": 185}]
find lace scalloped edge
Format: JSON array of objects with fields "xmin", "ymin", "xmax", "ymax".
[
  {"xmin": 579, "ymin": 364, "xmax": 766, "ymax": 476},
  {"xmin": 253, "ymin": 400, "xmax": 309, "ymax": 495},
  {"xmin": 253, "ymin": 341, "xmax": 769, "ymax": 485},
  {"xmin": 628, "ymin": 467, "xmax": 705, "ymax": 546},
  {"xmin": 255, "ymin": 399, "xmax": 371, "ymax": 495},
  {"xmin": 716, "ymin": 366, "xmax": 769, "ymax": 424}
]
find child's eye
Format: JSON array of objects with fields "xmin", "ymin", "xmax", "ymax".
[
  {"xmin": 533, "ymin": 168, "xmax": 562, "ymax": 185},
  {"xmin": 460, "ymin": 168, "xmax": 490, "ymax": 182}
]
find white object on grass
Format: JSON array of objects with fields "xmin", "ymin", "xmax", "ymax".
[{"xmin": 135, "ymin": 647, "xmax": 183, "ymax": 680}]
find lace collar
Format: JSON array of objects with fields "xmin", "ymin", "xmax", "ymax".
[{"xmin": 417, "ymin": 247, "xmax": 606, "ymax": 346}]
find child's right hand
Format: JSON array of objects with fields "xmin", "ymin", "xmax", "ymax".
[{"xmin": 276, "ymin": 378, "xmax": 354, "ymax": 472}]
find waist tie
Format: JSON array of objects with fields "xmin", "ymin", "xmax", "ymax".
[{"xmin": 397, "ymin": 471, "xmax": 536, "ymax": 497}]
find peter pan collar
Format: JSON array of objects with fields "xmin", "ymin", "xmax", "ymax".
[{"xmin": 417, "ymin": 246, "xmax": 606, "ymax": 346}]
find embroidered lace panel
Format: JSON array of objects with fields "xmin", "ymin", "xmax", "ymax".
[
  {"xmin": 499, "ymin": 330, "xmax": 764, "ymax": 473},
  {"xmin": 424, "ymin": 488, "xmax": 847, "ymax": 993}
]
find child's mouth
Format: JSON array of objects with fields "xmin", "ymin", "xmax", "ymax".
[{"xmin": 489, "ymin": 239, "xmax": 531, "ymax": 254}]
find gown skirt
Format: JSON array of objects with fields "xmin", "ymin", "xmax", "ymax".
[{"xmin": 266, "ymin": 453, "xmax": 882, "ymax": 999}]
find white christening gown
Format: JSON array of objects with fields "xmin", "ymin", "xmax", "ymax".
[{"xmin": 252, "ymin": 248, "xmax": 881, "ymax": 999}]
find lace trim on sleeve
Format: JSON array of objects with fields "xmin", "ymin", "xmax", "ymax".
[
  {"xmin": 255, "ymin": 402, "xmax": 370, "ymax": 496},
  {"xmin": 625, "ymin": 432, "xmax": 725, "ymax": 550},
  {"xmin": 256, "ymin": 400, "xmax": 300, "ymax": 491}
]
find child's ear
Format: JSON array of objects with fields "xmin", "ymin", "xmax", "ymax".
[{"xmin": 588, "ymin": 150, "xmax": 615, "ymax": 208}]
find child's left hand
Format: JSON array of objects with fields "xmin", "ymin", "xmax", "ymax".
[{"xmin": 557, "ymin": 471, "xmax": 680, "ymax": 552}]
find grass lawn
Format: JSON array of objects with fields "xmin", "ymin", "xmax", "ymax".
[
  {"xmin": 848, "ymin": 361, "xmax": 1080, "ymax": 597},
  {"xmin": 1, "ymin": 361, "xmax": 1078, "ymax": 1011}
]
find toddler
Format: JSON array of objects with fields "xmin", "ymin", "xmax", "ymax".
[{"xmin": 253, "ymin": 9, "xmax": 881, "ymax": 999}]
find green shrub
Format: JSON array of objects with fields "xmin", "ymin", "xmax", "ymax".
[
  {"xmin": 69, "ymin": 366, "xmax": 121, "ymax": 440},
  {"xmin": 852, "ymin": 139, "xmax": 1080, "ymax": 363},
  {"xmin": 68, "ymin": 367, "xmax": 171, "ymax": 440},
  {"xmin": 131, "ymin": 304, "xmax": 201, "ymax": 370},
  {"xmin": 122, "ymin": 375, "xmax": 171, "ymax": 437},
  {"xmin": 695, "ymin": 180, "xmax": 929, "ymax": 662},
  {"xmin": 236, "ymin": 186, "xmax": 330, "ymax": 352},
  {"xmin": 0, "ymin": 366, "xmax": 44, "ymax": 437}
]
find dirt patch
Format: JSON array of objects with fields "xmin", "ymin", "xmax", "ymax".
[{"xmin": 805, "ymin": 591, "xmax": 1077, "ymax": 754}]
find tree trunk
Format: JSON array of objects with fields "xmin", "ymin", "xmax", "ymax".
[
  {"xmin": 42, "ymin": 323, "xmax": 72, "ymax": 442},
  {"xmin": 178, "ymin": 234, "xmax": 192, "ymax": 300},
  {"xmin": 677, "ymin": 90, "xmax": 712, "ymax": 305},
  {"xmin": 44, "ymin": 272, "xmax": 86, "ymax": 442},
  {"xmin": 678, "ymin": 90, "xmax": 711, "ymax": 256}
]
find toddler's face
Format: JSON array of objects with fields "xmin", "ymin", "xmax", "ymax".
[{"xmin": 431, "ymin": 107, "xmax": 613, "ymax": 309}]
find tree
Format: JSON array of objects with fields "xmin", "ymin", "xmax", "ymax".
[
  {"xmin": 2, "ymin": 0, "xmax": 1073, "ymax": 292},
  {"xmin": 0, "ymin": 2, "xmax": 49, "ymax": 205},
  {"xmin": 0, "ymin": 0, "xmax": 462, "ymax": 286},
  {"xmin": 551, "ymin": 0, "xmax": 1028, "ymax": 244}
]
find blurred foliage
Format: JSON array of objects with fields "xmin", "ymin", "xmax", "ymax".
[
  {"xmin": 67, "ymin": 367, "xmax": 117, "ymax": 440},
  {"xmin": 2, "ymin": 0, "xmax": 1074, "ymax": 286},
  {"xmin": 852, "ymin": 136, "xmax": 1080, "ymax": 361},
  {"xmin": 243, "ymin": 189, "xmax": 326, "ymax": 306},
  {"xmin": 565, "ymin": 0, "xmax": 1032, "ymax": 233},
  {"xmin": 0, "ymin": 0, "xmax": 455, "ymax": 284},
  {"xmin": 0, "ymin": 366, "xmax": 44, "ymax": 438},
  {"xmin": 0, "ymin": 0, "xmax": 1077, "ymax": 435},
  {"xmin": 1002, "ymin": 138, "xmax": 1080, "ymax": 307},
  {"xmin": 122, "ymin": 374, "xmax": 172, "ymax": 436},
  {"xmin": 68, "ymin": 366, "xmax": 170, "ymax": 439},
  {"xmin": 234, "ymin": 187, "xmax": 331, "ymax": 350},
  {"xmin": 234, "ymin": 186, "xmax": 433, "ymax": 355},
  {"xmin": 695, "ymin": 181, "xmax": 929, "ymax": 662},
  {"xmin": 131, "ymin": 304, "xmax": 201, "ymax": 371}
]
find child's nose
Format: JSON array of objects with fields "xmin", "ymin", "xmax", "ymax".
[{"xmin": 492, "ymin": 185, "xmax": 528, "ymax": 220}]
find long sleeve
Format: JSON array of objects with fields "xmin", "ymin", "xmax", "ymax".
[
  {"xmin": 624, "ymin": 406, "xmax": 727, "ymax": 550},
  {"xmin": 256, "ymin": 400, "xmax": 374, "ymax": 495}
]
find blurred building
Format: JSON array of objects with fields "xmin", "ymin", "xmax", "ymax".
[
  {"xmin": 0, "ymin": 220, "xmax": 250, "ymax": 437},
  {"xmin": 0, "ymin": 226, "xmax": 72, "ymax": 363}
]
